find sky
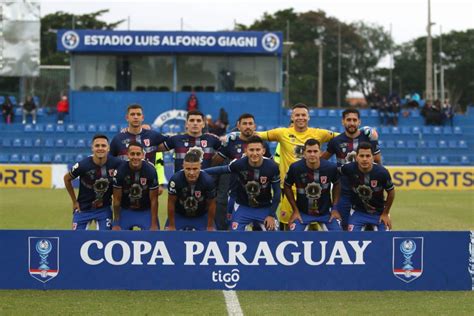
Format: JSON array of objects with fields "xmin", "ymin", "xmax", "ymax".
[{"xmin": 39, "ymin": 0, "xmax": 473, "ymax": 44}]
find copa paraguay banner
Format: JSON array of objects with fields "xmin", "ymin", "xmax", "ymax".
[
  {"xmin": 1, "ymin": 230, "xmax": 472, "ymax": 291},
  {"xmin": 57, "ymin": 30, "xmax": 283, "ymax": 55},
  {"xmin": 387, "ymin": 166, "xmax": 474, "ymax": 190},
  {"xmin": 0, "ymin": 164, "xmax": 51, "ymax": 188}
]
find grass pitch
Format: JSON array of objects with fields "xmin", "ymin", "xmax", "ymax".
[{"xmin": 0, "ymin": 188, "xmax": 473, "ymax": 315}]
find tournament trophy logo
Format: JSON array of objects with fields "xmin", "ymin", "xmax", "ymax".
[
  {"xmin": 28, "ymin": 237, "xmax": 59, "ymax": 283},
  {"xmin": 392, "ymin": 237, "xmax": 424, "ymax": 283}
]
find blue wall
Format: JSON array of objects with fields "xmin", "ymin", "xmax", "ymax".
[{"xmin": 70, "ymin": 91, "xmax": 282, "ymax": 127}]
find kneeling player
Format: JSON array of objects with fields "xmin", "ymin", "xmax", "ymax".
[
  {"xmin": 112, "ymin": 141, "xmax": 160, "ymax": 230},
  {"xmin": 64, "ymin": 134, "xmax": 122, "ymax": 230},
  {"xmin": 205, "ymin": 136, "xmax": 281, "ymax": 231},
  {"xmin": 166, "ymin": 150, "xmax": 216, "ymax": 231},
  {"xmin": 284, "ymin": 139, "xmax": 342, "ymax": 231},
  {"xmin": 340, "ymin": 142, "xmax": 395, "ymax": 231}
]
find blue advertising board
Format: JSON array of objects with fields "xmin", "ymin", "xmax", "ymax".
[
  {"xmin": 1, "ymin": 230, "xmax": 472, "ymax": 290},
  {"xmin": 57, "ymin": 30, "xmax": 283, "ymax": 55}
]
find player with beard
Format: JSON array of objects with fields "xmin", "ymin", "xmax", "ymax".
[
  {"xmin": 64, "ymin": 134, "xmax": 122, "ymax": 230},
  {"xmin": 166, "ymin": 150, "xmax": 217, "ymax": 231},
  {"xmin": 340, "ymin": 142, "xmax": 395, "ymax": 231},
  {"xmin": 284, "ymin": 139, "xmax": 342, "ymax": 231},
  {"xmin": 112, "ymin": 141, "xmax": 159, "ymax": 231},
  {"xmin": 212, "ymin": 113, "xmax": 272, "ymax": 228},
  {"xmin": 204, "ymin": 136, "xmax": 280, "ymax": 231},
  {"xmin": 321, "ymin": 109, "xmax": 381, "ymax": 230}
]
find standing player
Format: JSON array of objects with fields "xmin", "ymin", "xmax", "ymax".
[
  {"xmin": 205, "ymin": 136, "xmax": 281, "ymax": 231},
  {"xmin": 110, "ymin": 104, "xmax": 168, "ymax": 193},
  {"xmin": 340, "ymin": 142, "xmax": 395, "ymax": 231},
  {"xmin": 166, "ymin": 151, "xmax": 217, "ymax": 231},
  {"xmin": 212, "ymin": 113, "xmax": 273, "ymax": 227},
  {"xmin": 64, "ymin": 134, "xmax": 122, "ymax": 230},
  {"xmin": 321, "ymin": 108, "xmax": 381, "ymax": 229},
  {"xmin": 158, "ymin": 110, "xmax": 221, "ymax": 173},
  {"xmin": 284, "ymin": 139, "xmax": 342, "ymax": 231},
  {"xmin": 112, "ymin": 141, "xmax": 160, "ymax": 231}
]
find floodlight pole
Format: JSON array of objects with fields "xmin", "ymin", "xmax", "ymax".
[
  {"xmin": 425, "ymin": 0, "xmax": 434, "ymax": 102},
  {"xmin": 315, "ymin": 39, "xmax": 323, "ymax": 108}
]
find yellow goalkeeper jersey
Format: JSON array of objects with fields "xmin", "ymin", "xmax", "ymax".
[{"xmin": 258, "ymin": 127, "xmax": 336, "ymax": 186}]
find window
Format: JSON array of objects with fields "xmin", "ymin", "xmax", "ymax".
[
  {"xmin": 130, "ymin": 56, "xmax": 173, "ymax": 91},
  {"xmin": 73, "ymin": 55, "xmax": 116, "ymax": 90}
]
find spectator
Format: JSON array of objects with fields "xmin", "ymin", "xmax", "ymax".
[
  {"xmin": 186, "ymin": 93, "xmax": 198, "ymax": 112},
  {"xmin": 442, "ymin": 98, "xmax": 454, "ymax": 127},
  {"xmin": 378, "ymin": 96, "xmax": 389, "ymax": 125},
  {"xmin": 2, "ymin": 96, "xmax": 14, "ymax": 124},
  {"xmin": 22, "ymin": 95, "xmax": 37, "ymax": 124},
  {"xmin": 57, "ymin": 95, "xmax": 69, "ymax": 124},
  {"xmin": 421, "ymin": 100, "xmax": 443, "ymax": 125},
  {"xmin": 387, "ymin": 96, "xmax": 400, "ymax": 126},
  {"xmin": 408, "ymin": 91, "xmax": 421, "ymax": 108}
]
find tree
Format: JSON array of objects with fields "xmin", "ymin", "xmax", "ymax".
[{"xmin": 41, "ymin": 10, "xmax": 124, "ymax": 65}]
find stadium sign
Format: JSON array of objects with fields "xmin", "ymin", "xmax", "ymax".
[
  {"xmin": 0, "ymin": 164, "xmax": 51, "ymax": 188},
  {"xmin": 1, "ymin": 231, "xmax": 472, "ymax": 290},
  {"xmin": 388, "ymin": 166, "xmax": 474, "ymax": 190},
  {"xmin": 57, "ymin": 30, "xmax": 283, "ymax": 55}
]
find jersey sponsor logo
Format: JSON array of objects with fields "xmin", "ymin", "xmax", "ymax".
[
  {"xmin": 140, "ymin": 177, "xmax": 147, "ymax": 186},
  {"xmin": 320, "ymin": 176, "xmax": 327, "ymax": 184},
  {"xmin": 28, "ymin": 237, "xmax": 60, "ymax": 283},
  {"xmin": 393, "ymin": 237, "xmax": 424, "ymax": 283},
  {"xmin": 143, "ymin": 139, "xmax": 150, "ymax": 147},
  {"xmin": 201, "ymin": 140, "xmax": 208, "ymax": 147},
  {"xmin": 260, "ymin": 176, "xmax": 267, "ymax": 184},
  {"xmin": 371, "ymin": 180, "xmax": 378, "ymax": 188}
]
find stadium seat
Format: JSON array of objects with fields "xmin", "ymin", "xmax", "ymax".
[
  {"xmin": 45, "ymin": 124, "xmax": 55, "ymax": 132},
  {"xmin": 396, "ymin": 140, "xmax": 405, "ymax": 148},
  {"xmin": 75, "ymin": 154, "xmax": 85, "ymax": 162},
  {"xmin": 2, "ymin": 139, "xmax": 11, "ymax": 147},
  {"xmin": 34, "ymin": 139, "xmax": 42, "ymax": 147},
  {"xmin": 21, "ymin": 154, "xmax": 30, "ymax": 163},
  {"xmin": 87, "ymin": 139, "xmax": 93, "ymax": 147},
  {"xmin": 317, "ymin": 109, "xmax": 328, "ymax": 117},
  {"xmin": 24, "ymin": 124, "xmax": 34, "ymax": 132},
  {"xmin": 410, "ymin": 110, "xmax": 420, "ymax": 118},
  {"xmin": 34, "ymin": 124, "xmax": 44, "ymax": 132},
  {"xmin": 23, "ymin": 139, "xmax": 33, "ymax": 147},
  {"xmin": 422, "ymin": 126, "xmax": 431, "ymax": 134},
  {"xmin": 33, "ymin": 96, "xmax": 40, "ymax": 107},
  {"xmin": 328, "ymin": 110, "xmax": 337, "ymax": 117},
  {"xmin": 380, "ymin": 127, "xmax": 390, "ymax": 135},
  {"xmin": 427, "ymin": 141, "xmax": 437, "ymax": 149},
  {"xmin": 453, "ymin": 126, "xmax": 462, "ymax": 135},
  {"xmin": 460, "ymin": 156, "xmax": 470, "ymax": 165},
  {"xmin": 359, "ymin": 109, "xmax": 369, "ymax": 117},
  {"xmin": 385, "ymin": 140, "xmax": 396, "ymax": 148},
  {"xmin": 12, "ymin": 138, "xmax": 22, "ymax": 147},
  {"xmin": 439, "ymin": 156, "xmax": 449, "ymax": 165},
  {"xmin": 412, "ymin": 126, "xmax": 421, "ymax": 134},
  {"xmin": 98, "ymin": 124, "xmax": 108, "ymax": 132},
  {"xmin": 31, "ymin": 154, "xmax": 41, "ymax": 163},
  {"xmin": 442, "ymin": 126, "xmax": 452, "ymax": 135},
  {"xmin": 438, "ymin": 140, "xmax": 447, "ymax": 148},
  {"xmin": 286, "ymin": 109, "xmax": 292, "ymax": 117},
  {"xmin": 369, "ymin": 109, "xmax": 378, "ymax": 117},
  {"xmin": 64, "ymin": 154, "xmax": 74, "ymax": 163},
  {"xmin": 417, "ymin": 140, "xmax": 427, "ymax": 148},
  {"xmin": 391, "ymin": 127, "xmax": 400, "ymax": 134},
  {"xmin": 66, "ymin": 124, "xmax": 76, "ymax": 133},
  {"xmin": 433, "ymin": 126, "xmax": 442, "ymax": 134},
  {"xmin": 66, "ymin": 139, "xmax": 76, "ymax": 147},
  {"xmin": 76, "ymin": 139, "xmax": 86, "ymax": 148},
  {"xmin": 401, "ymin": 127, "xmax": 411, "ymax": 135},
  {"xmin": 448, "ymin": 140, "xmax": 458, "ymax": 149},
  {"xmin": 309, "ymin": 109, "xmax": 316, "ymax": 117},
  {"xmin": 419, "ymin": 155, "xmax": 429, "ymax": 165},
  {"xmin": 407, "ymin": 140, "xmax": 417, "ymax": 149},
  {"xmin": 9, "ymin": 154, "xmax": 20, "ymax": 163},
  {"xmin": 77, "ymin": 124, "xmax": 86, "ymax": 133},
  {"xmin": 14, "ymin": 107, "xmax": 22, "ymax": 116},
  {"xmin": 459, "ymin": 140, "xmax": 468, "ymax": 148},
  {"xmin": 88, "ymin": 124, "xmax": 97, "ymax": 133},
  {"xmin": 109, "ymin": 124, "xmax": 118, "ymax": 133},
  {"xmin": 0, "ymin": 154, "xmax": 8, "ymax": 163},
  {"xmin": 55, "ymin": 139, "xmax": 65, "ymax": 147},
  {"xmin": 0, "ymin": 96, "xmax": 4, "ymax": 104},
  {"xmin": 377, "ymin": 140, "xmax": 384, "ymax": 149},
  {"xmin": 429, "ymin": 156, "xmax": 438, "ymax": 165},
  {"xmin": 44, "ymin": 138, "xmax": 54, "ymax": 147},
  {"xmin": 56, "ymin": 124, "xmax": 65, "ymax": 133},
  {"xmin": 329, "ymin": 126, "xmax": 338, "ymax": 132},
  {"xmin": 53, "ymin": 154, "xmax": 63, "ymax": 163},
  {"xmin": 9, "ymin": 96, "xmax": 17, "ymax": 106},
  {"xmin": 36, "ymin": 108, "xmax": 45, "ymax": 116},
  {"xmin": 256, "ymin": 125, "xmax": 264, "ymax": 131},
  {"xmin": 408, "ymin": 155, "xmax": 417, "ymax": 164}
]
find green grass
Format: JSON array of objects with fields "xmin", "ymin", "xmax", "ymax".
[{"xmin": 0, "ymin": 189, "xmax": 472, "ymax": 315}]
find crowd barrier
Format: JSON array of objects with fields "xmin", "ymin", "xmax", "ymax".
[{"xmin": 2, "ymin": 230, "xmax": 473, "ymax": 290}]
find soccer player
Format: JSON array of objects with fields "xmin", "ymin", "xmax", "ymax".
[
  {"xmin": 166, "ymin": 150, "xmax": 217, "ymax": 231},
  {"xmin": 112, "ymin": 141, "xmax": 160, "ymax": 231},
  {"xmin": 212, "ymin": 113, "xmax": 273, "ymax": 227},
  {"xmin": 340, "ymin": 142, "xmax": 395, "ymax": 231},
  {"xmin": 284, "ymin": 139, "xmax": 342, "ymax": 231},
  {"xmin": 158, "ymin": 110, "xmax": 221, "ymax": 173},
  {"xmin": 110, "ymin": 103, "xmax": 168, "ymax": 193},
  {"xmin": 64, "ymin": 134, "xmax": 122, "ymax": 230},
  {"xmin": 205, "ymin": 136, "xmax": 281, "ymax": 231},
  {"xmin": 321, "ymin": 108, "xmax": 381, "ymax": 229}
]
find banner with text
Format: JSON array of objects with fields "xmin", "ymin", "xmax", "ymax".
[{"xmin": 1, "ymin": 230, "xmax": 472, "ymax": 290}]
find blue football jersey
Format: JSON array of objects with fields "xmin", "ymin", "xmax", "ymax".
[
  {"xmin": 113, "ymin": 161, "xmax": 159, "ymax": 210},
  {"xmin": 110, "ymin": 129, "xmax": 167, "ymax": 163},
  {"xmin": 164, "ymin": 133, "xmax": 221, "ymax": 172},
  {"xmin": 69, "ymin": 156, "xmax": 123, "ymax": 211},
  {"xmin": 228, "ymin": 156, "xmax": 280, "ymax": 208},
  {"xmin": 168, "ymin": 170, "xmax": 216, "ymax": 217},
  {"xmin": 284, "ymin": 159, "xmax": 339, "ymax": 215},
  {"xmin": 340, "ymin": 162, "xmax": 394, "ymax": 214}
]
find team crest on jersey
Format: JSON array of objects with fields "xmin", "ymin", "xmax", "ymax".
[
  {"xmin": 232, "ymin": 222, "xmax": 239, "ymax": 230},
  {"xmin": 108, "ymin": 169, "xmax": 115, "ymax": 177},
  {"xmin": 140, "ymin": 177, "xmax": 147, "ymax": 185},
  {"xmin": 320, "ymin": 176, "xmax": 327, "ymax": 184},
  {"xmin": 393, "ymin": 237, "xmax": 424, "ymax": 283},
  {"xmin": 29, "ymin": 237, "xmax": 59, "ymax": 283},
  {"xmin": 201, "ymin": 140, "xmax": 207, "ymax": 147},
  {"xmin": 194, "ymin": 191, "xmax": 201, "ymax": 198},
  {"xmin": 143, "ymin": 139, "xmax": 150, "ymax": 147},
  {"xmin": 371, "ymin": 180, "xmax": 378, "ymax": 187},
  {"xmin": 260, "ymin": 176, "xmax": 268, "ymax": 184}
]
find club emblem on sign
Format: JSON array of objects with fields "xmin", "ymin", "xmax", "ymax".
[
  {"xmin": 320, "ymin": 176, "xmax": 327, "ymax": 184},
  {"xmin": 140, "ymin": 177, "xmax": 147, "ymax": 186},
  {"xmin": 260, "ymin": 177, "xmax": 267, "ymax": 184},
  {"xmin": 143, "ymin": 139, "xmax": 150, "ymax": 147},
  {"xmin": 201, "ymin": 140, "xmax": 208, "ymax": 147},
  {"xmin": 393, "ymin": 237, "xmax": 424, "ymax": 283},
  {"xmin": 371, "ymin": 180, "xmax": 378, "ymax": 187},
  {"xmin": 29, "ymin": 237, "xmax": 59, "ymax": 283}
]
